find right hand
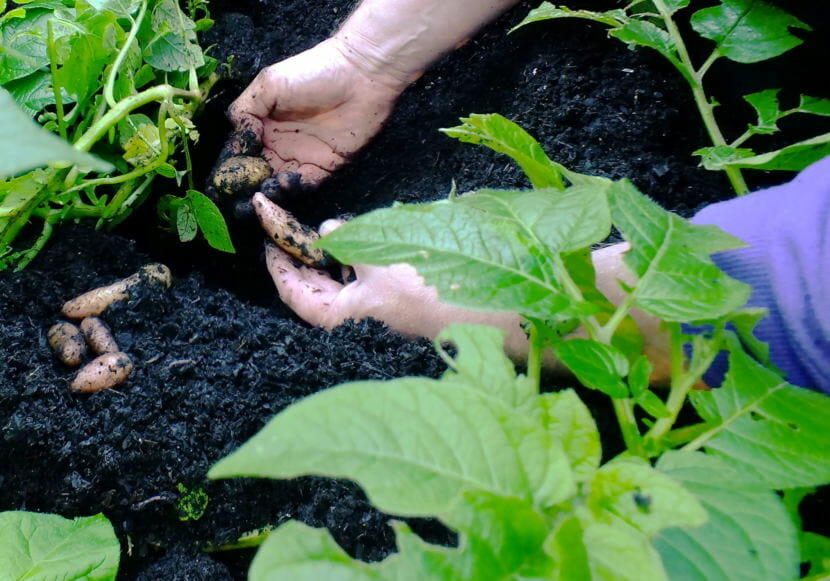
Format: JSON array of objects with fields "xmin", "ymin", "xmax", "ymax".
[{"xmin": 223, "ymin": 37, "xmax": 409, "ymax": 192}]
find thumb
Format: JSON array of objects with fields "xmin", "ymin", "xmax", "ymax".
[{"xmin": 318, "ymin": 218, "xmax": 347, "ymax": 237}]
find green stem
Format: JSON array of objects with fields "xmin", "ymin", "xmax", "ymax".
[
  {"xmin": 652, "ymin": 0, "xmax": 749, "ymax": 195},
  {"xmin": 553, "ymin": 255, "xmax": 602, "ymax": 338},
  {"xmin": 46, "ymin": 21, "xmax": 67, "ymax": 142},
  {"xmin": 13, "ymin": 216, "xmax": 55, "ymax": 271},
  {"xmin": 662, "ymin": 422, "xmax": 709, "ymax": 448},
  {"xmin": 613, "ymin": 398, "xmax": 645, "ymax": 457},
  {"xmin": 104, "ymin": 0, "xmax": 148, "ymax": 108},
  {"xmin": 645, "ymin": 324, "xmax": 722, "ymax": 445},
  {"xmin": 526, "ymin": 322, "xmax": 543, "ymax": 389},
  {"xmin": 74, "ymin": 85, "xmax": 199, "ymax": 153},
  {"xmin": 597, "ymin": 292, "xmax": 635, "ymax": 344}
]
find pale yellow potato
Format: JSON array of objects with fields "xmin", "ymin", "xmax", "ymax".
[
  {"xmin": 62, "ymin": 263, "xmax": 172, "ymax": 319},
  {"xmin": 47, "ymin": 322, "xmax": 87, "ymax": 367},
  {"xmin": 80, "ymin": 317, "xmax": 119, "ymax": 354},
  {"xmin": 70, "ymin": 352, "xmax": 133, "ymax": 393}
]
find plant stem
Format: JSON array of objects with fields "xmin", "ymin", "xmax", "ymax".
[
  {"xmin": 553, "ymin": 255, "xmax": 602, "ymax": 338},
  {"xmin": 652, "ymin": 0, "xmax": 749, "ymax": 195},
  {"xmin": 526, "ymin": 322, "xmax": 543, "ymax": 389},
  {"xmin": 613, "ymin": 398, "xmax": 645, "ymax": 457},
  {"xmin": 644, "ymin": 324, "xmax": 722, "ymax": 445},
  {"xmin": 597, "ymin": 292, "xmax": 635, "ymax": 344},
  {"xmin": 104, "ymin": 0, "xmax": 149, "ymax": 108},
  {"xmin": 13, "ymin": 216, "xmax": 55, "ymax": 271},
  {"xmin": 74, "ymin": 85, "xmax": 199, "ymax": 153},
  {"xmin": 46, "ymin": 21, "xmax": 68, "ymax": 142}
]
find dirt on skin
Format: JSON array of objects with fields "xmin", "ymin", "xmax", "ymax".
[{"xmin": 1, "ymin": 0, "xmax": 828, "ymax": 578}]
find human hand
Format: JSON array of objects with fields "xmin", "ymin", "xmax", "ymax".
[
  {"xmin": 221, "ymin": 37, "xmax": 408, "ymax": 193},
  {"xmin": 253, "ymin": 193, "xmax": 530, "ymax": 357}
]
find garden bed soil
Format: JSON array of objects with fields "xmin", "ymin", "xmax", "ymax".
[{"xmin": 1, "ymin": 0, "xmax": 829, "ymax": 578}]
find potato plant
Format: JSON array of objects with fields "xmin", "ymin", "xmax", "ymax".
[
  {"xmin": 0, "ymin": 0, "xmax": 232, "ymax": 271},
  {"xmin": 211, "ymin": 115, "xmax": 830, "ymax": 580},
  {"xmin": 513, "ymin": 0, "xmax": 830, "ymax": 195}
]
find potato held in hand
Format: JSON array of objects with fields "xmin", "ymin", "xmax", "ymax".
[
  {"xmin": 212, "ymin": 155, "xmax": 272, "ymax": 196},
  {"xmin": 70, "ymin": 352, "xmax": 133, "ymax": 393},
  {"xmin": 62, "ymin": 263, "xmax": 172, "ymax": 319},
  {"xmin": 252, "ymin": 193, "xmax": 331, "ymax": 267}
]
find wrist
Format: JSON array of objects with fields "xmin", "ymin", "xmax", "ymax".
[{"xmin": 330, "ymin": 30, "xmax": 421, "ymax": 93}]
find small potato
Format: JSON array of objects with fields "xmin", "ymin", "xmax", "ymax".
[
  {"xmin": 80, "ymin": 317, "xmax": 119, "ymax": 354},
  {"xmin": 211, "ymin": 155, "xmax": 272, "ymax": 196},
  {"xmin": 70, "ymin": 352, "xmax": 133, "ymax": 393},
  {"xmin": 252, "ymin": 193, "xmax": 331, "ymax": 268},
  {"xmin": 62, "ymin": 263, "xmax": 172, "ymax": 319},
  {"xmin": 48, "ymin": 322, "xmax": 87, "ymax": 367}
]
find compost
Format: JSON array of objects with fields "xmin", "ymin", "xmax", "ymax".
[{"xmin": 1, "ymin": 0, "xmax": 828, "ymax": 577}]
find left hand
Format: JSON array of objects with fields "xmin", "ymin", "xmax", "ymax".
[{"xmin": 255, "ymin": 196, "xmax": 530, "ymax": 358}]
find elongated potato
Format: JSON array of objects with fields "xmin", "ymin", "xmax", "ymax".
[
  {"xmin": 62, "ymin": 263, "xmax": 172, "ymax": 319},
  {"xmin": 80, "ymin": 317, "xmax": 119, "ymax": 354},
  {"xmin": 212, "ymin": 155, "xmax": 272, "ymax": 196},
  {"xmin": 48, "ymin": 322, "xmax": 87, "ymax": 367},
  {"xmin": 252, "ymin": 193, "xmax": 331, "ymax": 267},
  {"xmin": 70, "ymin": 352, "xmax": 133, "ymax": 393}
]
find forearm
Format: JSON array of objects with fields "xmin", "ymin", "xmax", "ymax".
[{"xmin": 333, "ymin": 0, "xmax": 520, "ymax": 87}]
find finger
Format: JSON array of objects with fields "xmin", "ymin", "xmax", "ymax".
[
  {"xmin": 275, "ymin": 166, "xmax": 332, "ymax": 192},
  {"xmin": 265, "ymin": 244, "xmax": 345, "ymax": 329},
  {"xmin": 318, "ymin": 219, "xmax": 346, "ymax": 237}
]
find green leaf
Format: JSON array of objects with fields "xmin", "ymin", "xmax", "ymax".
[
  {"xmin": 434, "ymin": 324, "xmax": 533, "ymax": 409},
  {"xmin": 317, "ymin": 195, "xmax": 576, "ymax": 319},
  {"xmin": 454, "ymin": 186, "xmax": 612, "ymax": 254},
  {"xmin": 588, "ymin": 456, "xmax": 707, "ymax": 537},
  {"xmin": 511, "ymin": 3, "xmax": 626, "ymax": 32},
  {"xmin": 140, "ymin": 0, "xmax": 204, "ymax": 72},
  {"xmin": 583, "ymin": 520, "xmax": 668, "ymax": 581},
  {"xmin": 55, "ymin": 10, "xmax": 120, "ymax": 103},
  {"xmin": 730, "ymin": 307, "xmax": 780, "ymax": 373},
  {"xmin": 708, "ymin": 132, "xmax": 830, "ymax": 172},
  {"xmin": 533, "ymin": 389, "xmax": 601, "ymax": 481},
  {"xmin": 251, "ymin": 494, "xmax": 554, "ymax": 581},
  {"xmin": 553, "ymin": 339, "xmax": 630, "ymax": 398},
  {"xmin": 689, "ymin": 339, "xmax": 830, "ymax": 488},
  {"xmin": 655, "ymin": 451, "xmax": 799, "ymax": 581},
  {"xmin": 176, "ymin": 200, "xmax": 197, "ymax": 242},
  {"xmin": 609, "ymin": 180, "xmax": 750, "ymax": 321},
  {"xmin": 744, "ymin": 89, "xmax": 784, "ymax": 135},
  {"xmin": 690, "ymin": 0, "xmax": 810, "ymax": 64},
  {"xmin": 662, "ymin": 0, "xmax": 690, "ymax": 14},
  {"xmin": 544, "ymin": 516, "xmax": 592, "ymax": 580},
  {"xmin": 0, "ymin": 9, "xmax": 60, "ymax": 84},
  {"xmin": 694, "ymin": 145, "xmax": 756, "ymax": 171},
  {"xmin": 801, "ymin": 532, "xmax": 830, "ymax": 577},
  {"xmin": 796, "ymin": 95, "xmax": 830, "ymax": 117},
  {"xmin": 250, "ymin": 521, "xmax": 382, "ymax": 580},
  {"xmin": 210, "ymin": 376, "xmax": 576, "ymax": 515},
  {"xmin": 3, "ymin": 71, "xmax": 65, "ymax": 116},
  {"xmin": 0, "ymin": 511, "xmax": 120, "ymax": 581},
  {"xmin": 87, "ymin": 0, "xmax": 141, "ymax": 17},
  {"xmin": 186, "ymin": 189, "xmax": 235, "ymax": 253},
  {"xmin": 0, "ymin": 88, "xmax": 112, "ymax": 177},
  {"xmin": 440, "ymin": 113, "xmax": 566, "ymax": 189},
  {"xmin": 610, "ymin": 19, "xmax": 678, "ymax": 64}
]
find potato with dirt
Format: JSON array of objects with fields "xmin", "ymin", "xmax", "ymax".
[
  {"xmin": 211, "ymin": 155, "xmax": 273, "ymax": 197},
  {"xmin": 252, "ymin": 193, "xmax": 331, "ymax": 268},
  {"xmin": 80, "ymin": 316, "xmax": 119, "ymax": 354},
  {"xmin": 47, "ymin": 322, "xmax": 87, "ymax": 367},
  {"xmin": 70, "ymin": 352, "xmax": 134, "ymax": 393},
  {"xmin": 62, "ymin": 263, "xmax": 172, "ymax": 319}
]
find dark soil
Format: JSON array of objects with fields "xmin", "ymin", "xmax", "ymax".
[{"xmin": 1, "ymin": 0, "xmax": 828, "ymax": 578}]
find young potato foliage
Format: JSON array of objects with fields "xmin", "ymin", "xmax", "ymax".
[
  {"xmin": 512, "ymin": 0, "xmax": 830, "ymax": 195},
  {"xmin": 212, "ymin": 115, "xmax": 830, "ymax": 579},
  {"xmin": 0, "ymin": 0, "xmax": 233, "ymax": 270},
  {"xmin": 0, "ymin": 511, "xmax": 120, "ymax": 580}
]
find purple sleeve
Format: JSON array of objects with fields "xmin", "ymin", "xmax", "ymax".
[{"xmin": 691, "ymin": 157, "xmax": 830, "ymax": 393}]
